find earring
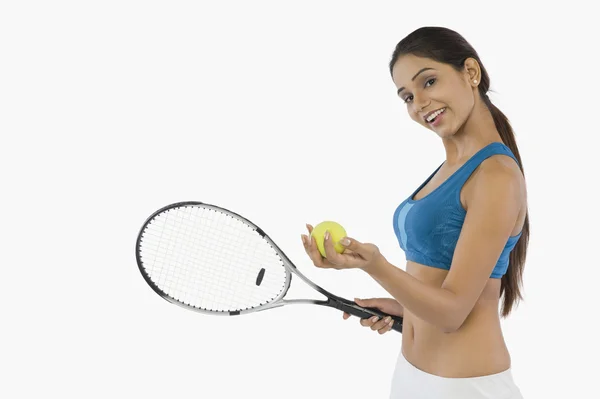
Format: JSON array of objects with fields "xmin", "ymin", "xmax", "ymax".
[{"xmin": 474, "ymin": 80, "xmax": 478, "ymax": 84}]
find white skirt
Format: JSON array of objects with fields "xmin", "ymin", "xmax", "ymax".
[{"xmin": 389, "ymin": 351, "xmax": 524, "ymax": 399}]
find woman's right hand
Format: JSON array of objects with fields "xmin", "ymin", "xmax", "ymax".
[{"xmin": 344, "ymin": 298, "xmax": 404, "ymax": 335}]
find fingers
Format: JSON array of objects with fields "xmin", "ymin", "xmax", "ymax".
[
  {"xmin": 322, "ymin": 230, "xmax": 344, "ymax": 265},
  {"xmin": 306, "ymin": 223, "xmax": 313, "ymax": 233},
  {"xmin": 301, "ymin": 234, "xmax": 321, "ymax": 267},
  {"xmin": 342, "ymin": 298, "xmax": 394, "ymax": 333},
  {"xmin": 377, "ymin": 316, "xmax": 395, "ymax": 334},
  {"xmin": 354, "ymin": 298, "xmax": 372, "ymax": 307},
  {"xmin": 360, "ymin": 315, "xmax": 395, "ymax": 334},
  {"xmin": 301, "ymin": 231, "xmax": 336, "ymax": 269}
]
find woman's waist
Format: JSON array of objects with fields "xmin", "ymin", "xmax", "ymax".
[{"xmin": 401, "ymin": 313, "xmax": 509, "ymax": 377}]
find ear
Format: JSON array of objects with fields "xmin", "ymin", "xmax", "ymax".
[{"xmin": 463, "ymin": 57, "xmax": 481, "ymax": 86}]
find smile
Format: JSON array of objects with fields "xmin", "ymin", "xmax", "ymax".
[{"xmin": 425, "ymin": 108, "xmax": 446, "ymax": 123}]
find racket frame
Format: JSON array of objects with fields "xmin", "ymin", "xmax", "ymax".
[{"xmin": 136, "ymin": 201, "xmax": 403, "ymax": 333}]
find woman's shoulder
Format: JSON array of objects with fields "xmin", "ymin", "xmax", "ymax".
[{"xmin": 465, "ymin": 154, "xmax": 527, "ymax": 216}]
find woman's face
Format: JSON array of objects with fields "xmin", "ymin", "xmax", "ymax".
[{"xmin": 391, "ymin": 54, "xmax": 477, "ymax": 138}]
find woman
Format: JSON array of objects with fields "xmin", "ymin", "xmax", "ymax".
[{"xmin": 300, "ymin": 27, "xmax": 528, "ymax": 399}]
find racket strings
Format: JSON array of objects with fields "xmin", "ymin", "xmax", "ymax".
[
  {"xmin": 143, "ymin": 210, "xmax": 280, "ymax": 310},
  {"xmin": 139, "ymin": 205, "xmax": 288, "ymax": 312}
]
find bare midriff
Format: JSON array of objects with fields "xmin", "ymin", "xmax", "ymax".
[{"xmin": 401, "ymin": 261, "xmax": 511, "ymax": 378}]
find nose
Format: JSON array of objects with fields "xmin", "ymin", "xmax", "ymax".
[{"xmin": 413, "ymin": 94, "xmax": 430, "ymax": 113}]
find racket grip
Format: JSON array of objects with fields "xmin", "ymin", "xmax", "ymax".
[{"xmin": 337, "ymin": 302, "xmax": 403, "ymax": 333}]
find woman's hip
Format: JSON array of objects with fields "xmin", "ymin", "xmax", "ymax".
[{"xmin": 389, "ymin": 350, "xmax": 523, "ymax": 399}]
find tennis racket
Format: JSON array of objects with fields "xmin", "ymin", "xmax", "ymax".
[{"xmin": 135, "ymin": 201, "xmax": 403, "ymax": 333}]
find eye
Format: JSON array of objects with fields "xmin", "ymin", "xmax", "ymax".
[
  {"xmin": 402, "ymin": 78, "xmax": 436, "ymax": 104},
  {"xmin": 425, "ymin": 78, "xmax": 436, "ymax": 87}
]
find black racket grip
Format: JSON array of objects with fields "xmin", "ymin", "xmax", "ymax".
[{"xmin": 337, "ymin": 301, "xmax": 403, "ymax": 333}]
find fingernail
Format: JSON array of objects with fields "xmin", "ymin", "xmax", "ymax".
[
  {"xmin": 324, "ymin": 230, "xmax": 330, "ymax": 240},
  {"xmin": 371, "ymin": 316, "xmax": 378, "ymax": 322},
  {"xmin": 340, "ymin": 237, "xmax": 350, "ymax": 246},
  {"xmin": 388, "ymin": 320, "xmax": 394, "ymax": 326},
  {"xmin": 384, "ymin": 316, "xmax": 391, "ymax": 323}
]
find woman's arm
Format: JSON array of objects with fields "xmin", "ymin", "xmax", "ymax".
[
  {"xmin": 363, "ymin": 159, "xmax": 523, "ymax": 332},
  {"xmin": 363, "ymin": 260, "xmax": 459, "ymax": 332}
]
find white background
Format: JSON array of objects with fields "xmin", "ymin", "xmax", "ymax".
[{"xmin": 1, "ymin": 1, "xmax": 598, "ymax": 398}]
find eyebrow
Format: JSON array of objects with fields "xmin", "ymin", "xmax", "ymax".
[{"xmin": 397, "ymin": 67, "xmax": 435, "ymax": 96}]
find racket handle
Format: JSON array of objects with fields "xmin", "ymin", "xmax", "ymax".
[{"xmin": 336, "ymin": 301, "xmax": 403, "ymax": 333}]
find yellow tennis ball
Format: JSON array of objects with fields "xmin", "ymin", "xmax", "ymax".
[{"xmin": 310, "ymin": 221, "xmax": 347, "ymax": 258}]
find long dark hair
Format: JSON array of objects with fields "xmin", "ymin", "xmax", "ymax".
[{"xmin": 388, "ymin": 27, "xmax": 529, "ymax": 317}]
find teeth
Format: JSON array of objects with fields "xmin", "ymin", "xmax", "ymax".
[{"xmin": 426, "ymin": 108, "xmax": 445, "ymax": 122}]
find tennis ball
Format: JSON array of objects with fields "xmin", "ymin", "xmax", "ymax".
[{"xmin": 310, "ymin": 221, "xmax": 347, "ymax": 258}]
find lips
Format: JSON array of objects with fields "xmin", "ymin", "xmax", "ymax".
[{"xmin": 423, "ymin": 108, "xmax": 445, "ymax": 122}]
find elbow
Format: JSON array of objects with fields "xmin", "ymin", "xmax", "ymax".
[
  {"xmin": 441, "ymin": 320, "xmax": 462, "ymax": 334},
  {"xmin": 440, "ymin": 308, "xmax": 468, "ymax": 334}
]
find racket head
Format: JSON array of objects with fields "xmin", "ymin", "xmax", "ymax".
[{"xmin": 135, "ymin": 201, "xmax": 292, "ymax": 315}]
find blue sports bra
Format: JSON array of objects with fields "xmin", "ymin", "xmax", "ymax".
[{"xmin": 392, "ymin": 142, "xmax": 522, "ymax": 279}]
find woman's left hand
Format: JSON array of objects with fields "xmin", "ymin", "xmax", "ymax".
[{"xmin": 301, "ymin": 224, "xmax": 385, "ymax": 272}]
